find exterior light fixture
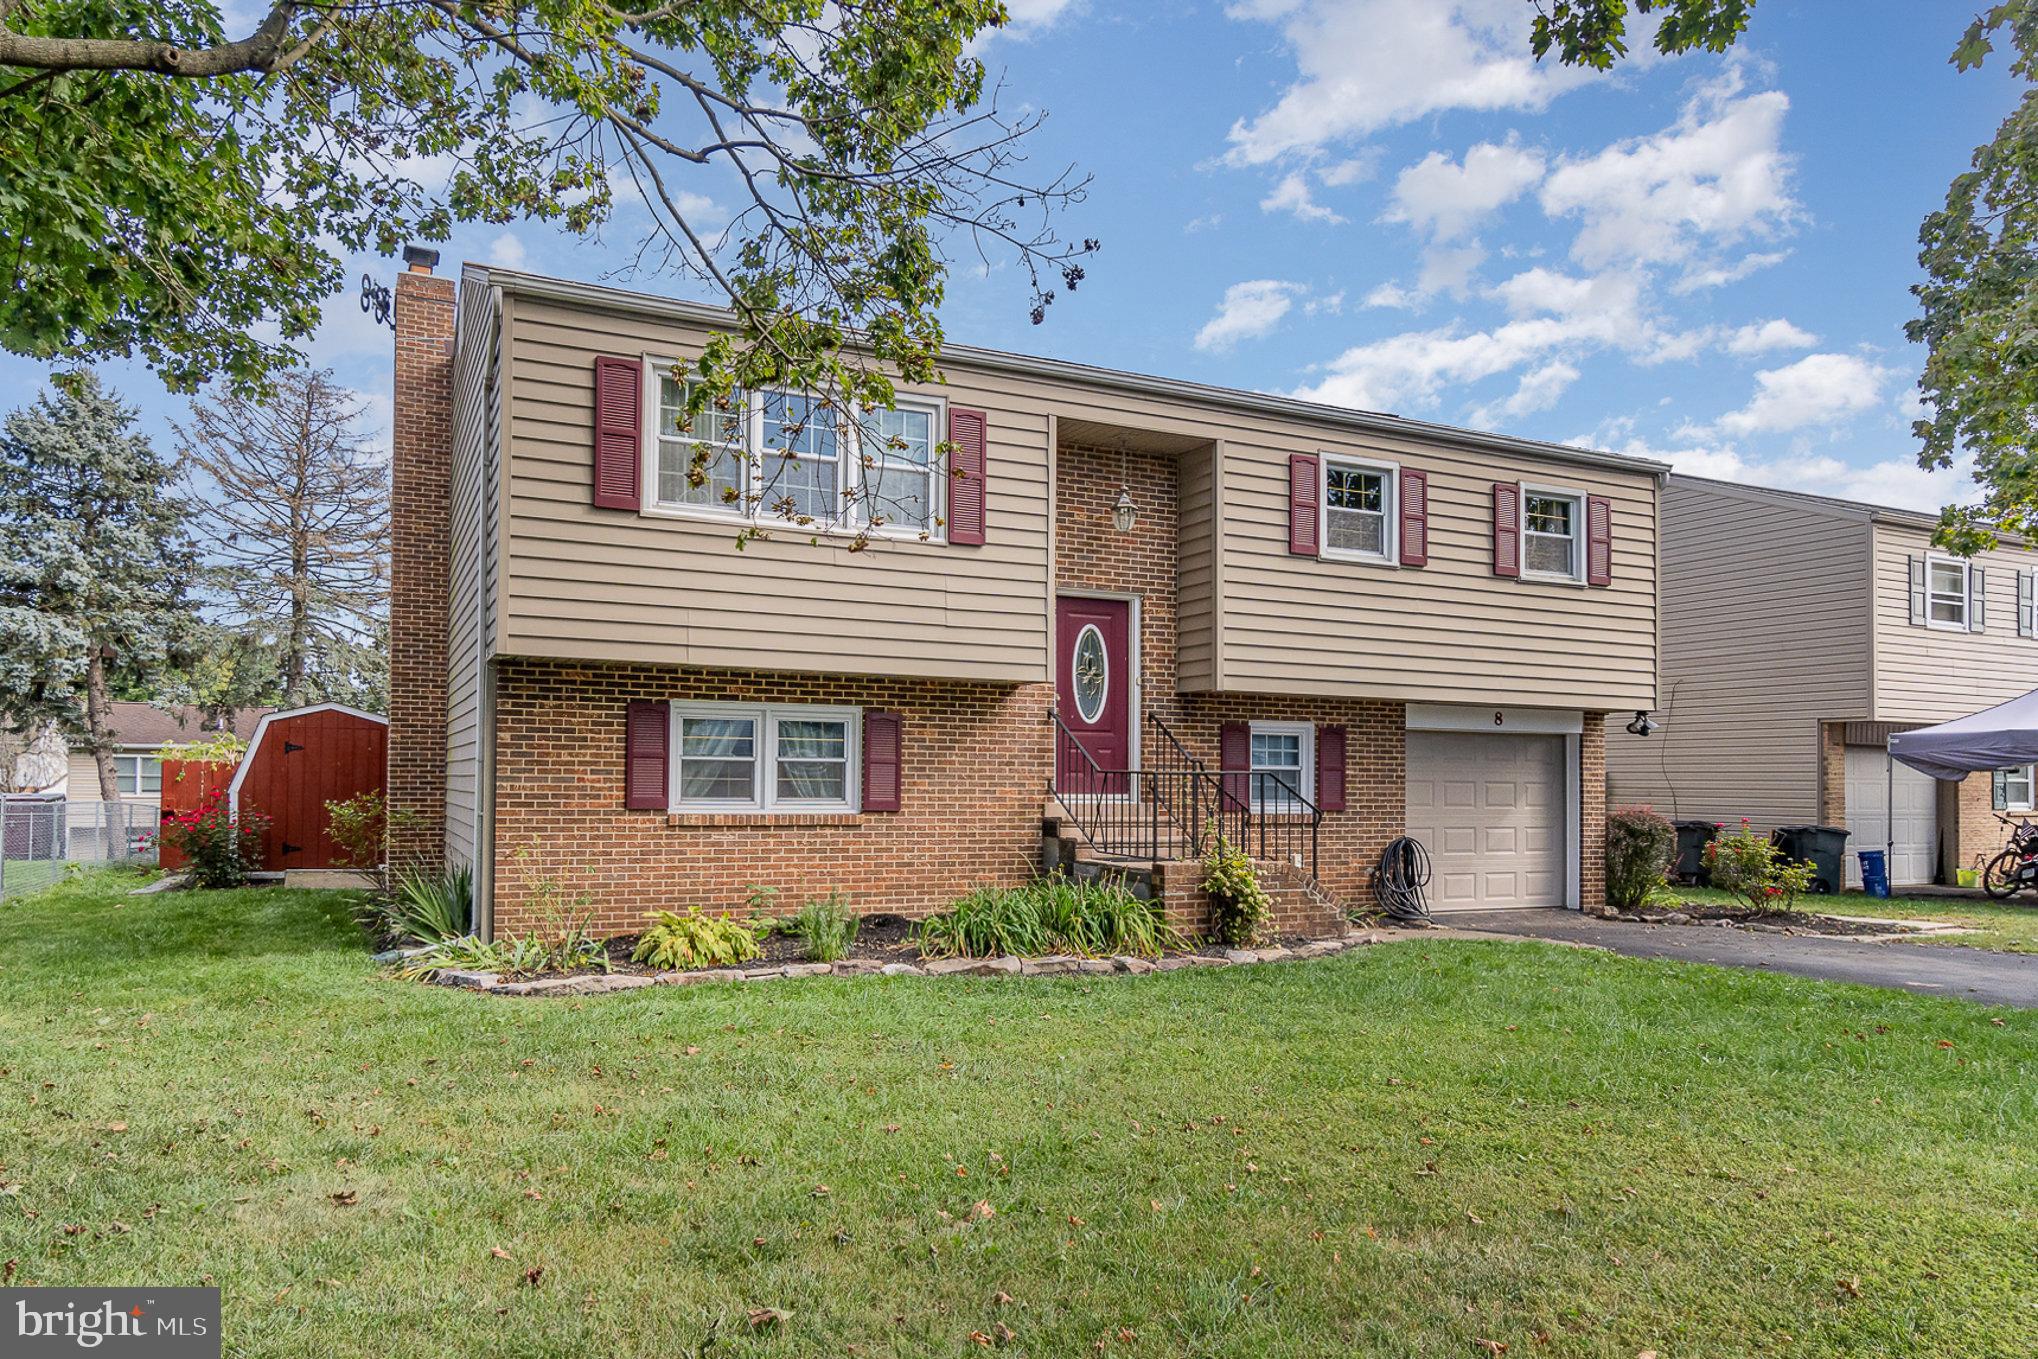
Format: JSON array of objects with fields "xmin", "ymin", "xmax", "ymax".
[
  {"xmin": 1625, "ymin": 710, "xmax": 1658, "ymax": 737},
  {"xmin": 1112, "ymin": 486, "xmax": 1138, "ymax": 533}
]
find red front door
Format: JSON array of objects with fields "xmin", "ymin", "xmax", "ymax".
[{"xmin": 1055, "ymin": 595, "xmax": 1132, "ymax": 794}]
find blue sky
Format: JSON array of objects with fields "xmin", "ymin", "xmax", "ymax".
[{"xmin": 2, "ymin": 1, "xmax": 2020, "ymax": 514}]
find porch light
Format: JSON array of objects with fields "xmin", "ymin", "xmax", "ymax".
[
  {"xmin": 1625, "ymin": 710, "xmax": 1658, "ymax": 737},
  {"xmin": 1112, "ymin": 486, "xmax": 1138, "ymax": 533}
]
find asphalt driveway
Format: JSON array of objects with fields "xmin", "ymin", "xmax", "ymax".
[{"xmin": 1453, "ymin": 910, "xmax": 2038, "ymax": 1009}]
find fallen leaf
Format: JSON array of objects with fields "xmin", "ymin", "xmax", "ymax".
[
  {"xmin": 329, "ymin": 1190, "xmax": 359, "ymax": 1206},
  {"xmin": 970, "ymin": 1200, "xmax": 996, "ymax": 1220},
  {"xmin": 811, "ymin": 1185, "xmax": 831, "ymax": 1198},
  {"xmin": 489, "ymin": 1247, "xmax": 512, "ymax": 1260},
  {"xmin": 995, "ymin": 1321, "xmax": 1018, "ymax": 1343},
  {"xmin": 968, "ymin": 1331, "xmax": 993, "ymax": 1347},
  {"xmin": 993, "ymin": 1291, "xmax": 1014, "ymax": 1305},
  {"xmin": 1837, "ymin": 1276, "xmax": 1861, "ymax": 1299},
  {"xmin": 747, "ymin": 1307, "xmax": 789, "ymax": 1329},
  {"xmin": 521, "ymin": 1266, "xmax": 544, "ymax": 1287},
  {"xmin": 1474, "ymin": 1341, "xmax": 1508, "ymax": 1356},
  {"xmin": 105, "ymin": 1122, "xmax": 128, "ymax": 1134},
  {"xmin": 1067, "ymin": 1214, "xmax": 1085, "ymax": 1227}
]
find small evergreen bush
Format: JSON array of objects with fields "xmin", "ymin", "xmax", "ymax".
[
  {"xmin": 1606, "ymin": 805, "xmax": 1677, "ymax": 912},
  {"xmin": 1201, "ymin": 829, "xmax": 1270, "ymax": 947}
]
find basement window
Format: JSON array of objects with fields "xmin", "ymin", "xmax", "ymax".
[{"xmin": 672, "ymin": 702, "xmax": 859, "ymax": 813}]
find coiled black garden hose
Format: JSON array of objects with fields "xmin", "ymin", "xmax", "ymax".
[{"xmin": 1373, "ymin": 835, "xmax": 1433, "ymax": 923}]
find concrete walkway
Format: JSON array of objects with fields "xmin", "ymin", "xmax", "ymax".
[{"xmin": 1427, "ymin": 909, "xmax": 2038, "ymax": 1009}]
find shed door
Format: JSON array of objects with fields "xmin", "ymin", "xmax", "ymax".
[
  {"xmin": 1405, "ymin": 731, "xmax": 1567, "ymax": 910},
  {"xmin": 239, "ymin": 713, "xmax": 389, "ymax": 870},
  {"xmin": 1844, "ymin": 745, "xmax": 1937, "ymax": 886}
]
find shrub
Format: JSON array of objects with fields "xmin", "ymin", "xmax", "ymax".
[
  {"xmin": 917, "ymin": 877, "xmax": 1182, "ymax": 959},
  {"xmin": 1606, "ymin": 805, "xmax": 1677, "ymax": 912},
  {"xmin": 386, "ymin": 866, "xmax": 472, "ymax": 943},
  {"xmin": 1703, "ymin": 819, "xmax": 1817, "ymax": 912},
  {"xmin": 1201, "ymin": 829, "xmax": 1270, "ymax": 947},
  {"xmin": 785, "ymin": 893, "xmax": 860, "ymax": 963},
  {"xmin": 632, "ymin": 908, "xmax": 764, "ymax": 970},
  {"xmin": 398, "ymin": 927, "xmax": 609, "ymax": 981},
  {"xmin": 155, "ymin": 794, "xmax": 268, "ymax": 889}
]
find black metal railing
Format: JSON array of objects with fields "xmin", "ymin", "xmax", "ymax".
[{"xmin": 1046, "ymin": 708, "xmax": 1321, "ymax": 879}]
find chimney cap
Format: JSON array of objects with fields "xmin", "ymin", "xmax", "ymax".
[{"xmin": 402, "ymin": 245, "xmax": 441, "ymax": 273}]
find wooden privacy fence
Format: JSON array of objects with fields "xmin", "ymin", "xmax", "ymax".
[{"xmin": 157, "ymin": 759, "xmax": 235, "ymax": 872}]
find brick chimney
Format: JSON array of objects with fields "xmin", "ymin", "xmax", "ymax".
[{"xmin": 387, "ymin": 246, "xmax": 454, "ymax": 871}]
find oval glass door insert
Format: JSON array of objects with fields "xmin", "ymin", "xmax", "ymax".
[{"xmin": 1072, "ymin": 624, "xmax": 1109, "ymax": 723}]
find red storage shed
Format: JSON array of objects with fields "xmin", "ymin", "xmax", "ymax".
[{"xmin": 226, "ymin": 704, "xmax": 389, "ymax": 872}]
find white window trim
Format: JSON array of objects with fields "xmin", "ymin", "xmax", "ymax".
[
  {"xmin": 638, "ymin": 355, "xmax": 948, "ymax": 544},
  {"xmin": 112, "ymin": 751, "xmax": 162, "ymax": 797},
  {"xmin": 1924, "ymin": 552, "xmax": 1971, "ymax": 632},
  {"xmin": 1247, "ymin": 720, "xmax": 1315, "ymax": 811},
  {"xmin": 668, "ymin": 701, "xmax": 862, "ymax": 814},
  {"xmin": 2006, "ymin": 764, "xmax": 2036, "ymax": 812},
  {"xmin": 1519, "ymin": 481, "xmax": 1587, "ymax": 585},
  {"xmin": 1319, "ymin": 453, "xmax": 1399, "ymax": 566}
]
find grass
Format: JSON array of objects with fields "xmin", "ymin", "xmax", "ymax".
[
  {"xmin": 0, "ymin": 858, "xmax": 65, "ymax": 901},
  {"xmin": 1673, "ymin": 885, "xmax": 2038, "ymax": 954},
  {"xmin": 1, "ymin": 870, "xmax": 2033, "ymax": 1357}
]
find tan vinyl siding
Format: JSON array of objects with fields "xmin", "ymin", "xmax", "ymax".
[
  {"xmin": 444, "ymin": 274, "xmax": 496, "ymax": 871},
  {"xmin": 1176, "ymin": 441, "xmax": 1218, "ymax": 690},
  {"xmin": 1872, "ymin": 522, "xmax": 2038, "ymax": 722},
  {"xmin": 499, "ymin": 296, "xmax": 1051, "ymax": 682},
  {"xmin": 1220, "ymin": 439, "xmax": 1657, "ymax": 708},
  {"xmin": 1604, "ymin": 478, "xmax": 1872, "ymax": 829}
]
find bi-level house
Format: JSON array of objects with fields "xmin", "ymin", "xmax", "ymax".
[
  {"xmin": 1607, "ymin": 474, "xmax": 2038, "ymax": 888},
  {"xmin": 386, "ymin": 252, "xmax": 1662, "ymax": 938}
]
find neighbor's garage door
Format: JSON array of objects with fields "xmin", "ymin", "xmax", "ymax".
[
  {"xmin": 1405, "ymin": 730, "xmax": 1567, "ymax": 910},
  {"xmin": 1844, "ymin": 745, "xmax": 1937, "ymax": 887}
]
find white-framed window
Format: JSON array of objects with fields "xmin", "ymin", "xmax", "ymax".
[
  {"xmin": 644, "ymin": 359, "xmax": 946, "ymax": 538},
  {"xmin": 1248, "ymin": 721, "xmax": 1314, "ymax": 810},
  {"xmin": 1521, "ymin": 485, "xmax": 1584, "ymax": 581},
  {"xmin": 2004, "ymin": 766, "xmax": 2037, "ymax": 811},
  {"xmin": 113, "ymin": 753, "xmax": 161, "ymax": 797},
  {"xmin": 1927, "ymin": 554, "xmax": 1970, "ymax": 629},
  {"xmin": 671, "ymin": 702, "xmax": 860, "ymax": 813},
  {"xmin": 1321, "ymin": 454, "xmax": 1397, "ymax": 564}
]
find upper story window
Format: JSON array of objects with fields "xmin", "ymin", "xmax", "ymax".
[
  {"xmin": 1248, "ymin": 721, "xmax": 1314, "ymax": 810},
  {"xmin": 1522, "ymin": 489, "xmax": 1583, "ymax": 581},
  {"xmin": 647, "ymin": 363, "xmax": 945, "ymax": 538},
  {"xmin": 672, "ymin": 702, "xmax": 859, "ymax": 813},
  {"xmin": 1927, "ymin": 556, "xmax": 1970, "ymax": 629},
  {"xmin": 1322, "ymin": 455, "xmax": 1396, "ymax": 563}
]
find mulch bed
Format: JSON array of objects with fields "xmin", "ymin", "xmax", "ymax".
[
  {"xmin": 596, "ymin": 913, "xmax": 925, "ymax": 974},
  {"xmin": 1621, "ymin": 903, "xmax": 1910, "ymax": 937}
]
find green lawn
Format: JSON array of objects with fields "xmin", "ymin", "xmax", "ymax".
[
  {"xmin": 1673, "ymin": 885, "xmax": 2038, "ymax": 954},
  {"xmin": 0, "ymin": 858, "xmax": 65, "ymax": 901},
  {"xmin": 2, "ymin": 872, "xmax": 2033, "ymax": 1358}
]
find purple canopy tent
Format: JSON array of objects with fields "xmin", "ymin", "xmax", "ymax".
[{"xmin": 1885, "ymin": 687, "xmax": 2038, "ymax": 871}]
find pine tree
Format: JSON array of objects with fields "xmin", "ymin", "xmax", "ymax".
[
  {"xmin": 178, "ymin": 369, "xmax": 388, "ymax": 709},
  {"xmin": 0, "ymin": 372, "xmax": 199, "ymax": 801}
]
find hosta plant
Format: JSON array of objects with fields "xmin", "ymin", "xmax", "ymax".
[{"xmin": 632, "ymin": 908, "xmax": 764, "ymax": 970}]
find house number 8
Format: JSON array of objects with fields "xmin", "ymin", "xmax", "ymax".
[{"xmin": 1493, "ymin": 711, "xmax": 1505, "ymax": 726}]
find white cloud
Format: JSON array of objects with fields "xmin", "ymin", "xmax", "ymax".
[
  {"xmin": 1000, "ymin": 0, "xmax": 1081, "ymax": 30},
  {"xmin": 1385, "ymin": 139, "xmax": 1546, "ymax": 241},
  {"xmin": 1540, "ymin": 63, "xmax": 1799, "ymax": 272},
  {"xmin": 1304, "ymin": 289, "xmax": 1346, "ymax": 316},
  {"xmin": 1670, "ymin": 249, "xmax": 1789, "ymax": 293},
  {"xmin": 1224, "ymin": 0, "xmax": 1592, "ymax": 165},
  {"xmin": 1195, "ymin": 280, "xmax": 1306, "ymax": 351},
  {"xmin": 487, "ymin": 232, "xmax": 528, "ymax": 269},
  {"xmin": 1260, "ymin": 172, "xmax": 1344, "ymax": 223},
  {"xmin": 1416, "ymin": 243, "xmax": 1487, "ymax": 298},
  {"xmin": 1470, "ymin": 360, "xmax": 1580, "ymax": 426},
  {"xmin": 1319, "ymin": 153, "xmax": 1380, "ymax": 187},
  {"xmin": 1363, "ymin": 281, "xmax": 1419, "ymax": 310},
  {"xmin": 1725, "ymin": 317, "xmax": 1816, "ymax": 355},
  {"xmin": 1716, "ymin": 352, "xmax": 1891, "ymax": 435}
]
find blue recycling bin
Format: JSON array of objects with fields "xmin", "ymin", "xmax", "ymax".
[{"xmin": 1856, "ymin": 849, "xmax": 1889, "ymax": 899}]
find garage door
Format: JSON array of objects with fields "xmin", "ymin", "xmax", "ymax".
[
  {"xmin": 1844, "ymin": 745, "xmax": 1937, "ymax": 886},
  {"xmin": 1405, "ymin": 731, "xmax": 1567, "ymax": 910}
]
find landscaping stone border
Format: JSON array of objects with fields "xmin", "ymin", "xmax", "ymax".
[{"xmin": 423, "ymin": 930, "xmax": 1390, "ymax": 997}]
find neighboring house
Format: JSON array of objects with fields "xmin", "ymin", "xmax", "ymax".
[
  {"xmin": 56, "ymin": 703, "xmax": 271, "ymax": 808},
  {"xmin": 1606, "ymin": 475, "xmax": 2038, "ymax": 888},
  {"xmin": 386, "ymin": 255, "xmax": 1662, "ymax": 938}
]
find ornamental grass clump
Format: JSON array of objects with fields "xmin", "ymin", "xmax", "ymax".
[
  {"xmin": 917, "ymin": 876, "xmax": 1181, "ymax": 959},
  {"xmin": 785, "ymin": 893, "xmax": 860, "ymax": 963}
]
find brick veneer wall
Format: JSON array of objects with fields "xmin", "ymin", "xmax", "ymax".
[
  {"xmin": 1580, "ymin": 712, "xmax": 1607, "ymax": 913},
  {"xmin": 1055, "ymin": 441, "xmax": 1180, "ymax": 718},
  {"xmin": 388, "ymin": 268, "xmax": 456, "ymax": 870},
  {"xmin": 491, "ymin": 660, "xmax": 1051, "ymax": 935},
  {"xmin": 1818, "ymin": 721, "xmax": 1848, "ymax": 827}
]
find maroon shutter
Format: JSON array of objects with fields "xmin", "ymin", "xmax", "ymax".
[
  {"xmin": 1315, "ymin": 725, "xmax": 1346, "ymax": 812},
  {"xmin": 1399, "ymin": 470, "xmax": 1429, "ymax": 567},
  {"xmin": 1220, "ymin": 720, "xmax": 1250, "ymax": 811},
  {"xmin": 1492, "ymin": 482, "xmax": 1521, "ymax": 578},
  {"xmin": 1586, "ymin": 494, "xmax": 1613, "ymax": 586},
  {"xmin": 947, "ymin": 407, "xmax": 988, "ymax": 545},
  {"xmin": 623, "ymin": 700, "xmax": 668, "ymax": 810},
  {"xmin": 862, "ymin": 710, "xmax": 903, "ymax": 812},
  {"xmin": 592, "ymin": 356, "xmax": 642, "ymax": 511},
  {"xmin": 1288, "ymin": 453, "xmax": 1320, "ymax": 556}
]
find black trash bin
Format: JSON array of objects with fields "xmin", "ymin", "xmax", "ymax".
[
  {"xmin": 1771, "ymin": 825, "xmax": 1850, "ymax": 894},
  {"xmin": 1671, "ymin": 820, "xmax": 1717, "ymax": 886}
]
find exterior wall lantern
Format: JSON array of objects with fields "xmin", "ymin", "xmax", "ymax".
[
  {"xmin": 1112, "ymin": 487, "xmax": 1138, "ymax": 533},
  {"xmin": 1625, "ymin": 710, "xmax": 1658, "ymax": 736}
]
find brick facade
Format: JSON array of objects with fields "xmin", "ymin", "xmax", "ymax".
[
  {"xmin": 1818, "ymin": 721, "xmax": 1847, "ymax": 827},
  {"xmin": 1580, "ymin": 712, "xmax": 1607, "ymax": 913},
  {"xmin": 387, "ymin": 267, "xmax": 455, "ymax": 870}
]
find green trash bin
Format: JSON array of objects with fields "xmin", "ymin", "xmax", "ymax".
[{"xmin": 1771, "ymin": 825, "xmax": 1850, "ymax": 894}]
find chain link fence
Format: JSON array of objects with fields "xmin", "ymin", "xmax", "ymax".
[{"xmin": 1, "ymin": 797, "xmax": 160, "ymax": 902}]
